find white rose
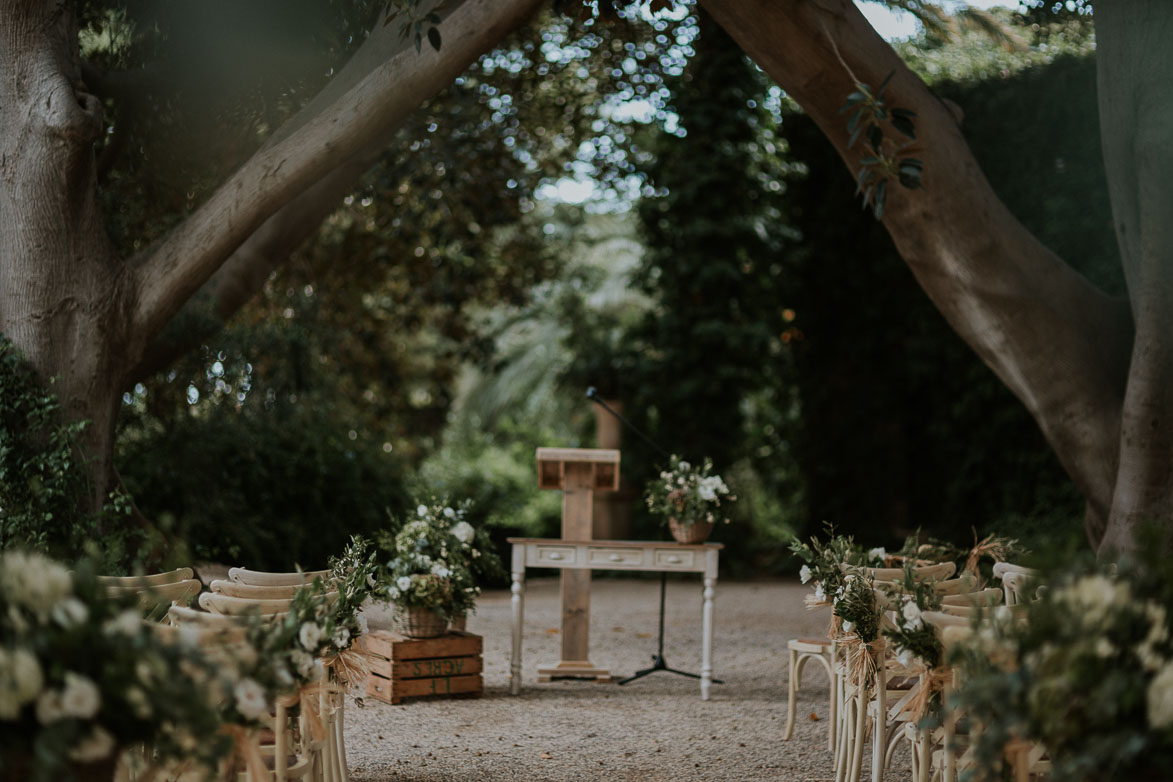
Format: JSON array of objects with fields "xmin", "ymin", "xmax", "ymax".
[
  {"xmin": 450, "ymin": 521, "xmax": 475, "ymax": 544},
  {"xmin": 901, "ymin": 600, "xmax": 923, "ymax": 631},
  {"xmin": 417, "ymin": 505, "xmax": 428, "ymax": 517},
  {"xmin": 896, "ymin": 649, "xmax": 915, "ymax": 669},
  {"xmin": 814, "ymin": 584, "xmax": 826, "ymax": 601},
  {"xmin": 298, "ymin": 622, "xmax": 323, "ymax": 651},
  {"xmin": 104, "ymin": 609, "xmax": 143, "ymax": 637},
  {"xmin": 842, "ymin": 620, "xmax": 854, "ymax": 633},
  {"xmin": 868, "ymin": 547, "xmax": 887, "ymax": 561},
  {"xmin": 1148, "ymin": 661, "xmax": 1173, "ymax": 729},
  {"xmin": 677, "ymin": 461, "xmax": 691, "ymax": 472},
  {"xmin": 333, "ymin": 628, "xmax": 350, "ymax": 648},
  {"xmin": 233, "ymin": 678, "xmax": 268, "ymax": 721},
  {"xmin": 799, "ymin": 565, "xmax": 812, "ymax": 585},
  {"xmin": 291, "ymin": 650, "xmax": 315, "ymax": 678},
  {"xmin": 0, "ymin": 551, "xmax": 72, "ymax": 618},
  {"xmin": 35, "ymin": 690, "xmax": 65, "ymax": 724},
  {"xmin": 443, "ymin": 507, "xmax": 456, "ymax": 519},
  {"xmin": 432, "ymin": 565, "xmax": 451, "ymax": 579},
  {"xmin": 69, "ymin": 726, "xmax": 115, "ymax": 763},
  {"xmin": 52, "ymin": 597, "xmax": 89, "ymax": 628},
  {"xmin": 698, "ymin": 485, "xmax": 716, "ymax": 502},
  {"xmin": 396, "ymin": 576, "xmax": 412, "ymax": 592},
  {"xmin": 387, "ymin": 587, "xmax": 400, "ymax": 600},
  {"xmin": 60, "ymin": 672, "xmax": 101, "ymax": 720}
]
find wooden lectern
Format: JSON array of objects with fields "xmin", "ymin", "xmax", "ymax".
[{"xmin": 535, "ymin": 447, "xmax": 620, "ymax": 682}]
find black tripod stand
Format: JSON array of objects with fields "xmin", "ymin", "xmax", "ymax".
[{"xmin": 617, "ymin": 572, "xmax": 724, "ymax": 686}]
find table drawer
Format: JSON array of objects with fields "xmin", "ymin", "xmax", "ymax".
[
  {"xmin": 587, "ymin": 547, "xmax": 645, "ymax": 567},
  {"xmin": 654, "ymin": 549, "xmax": 696, "ymax": 569},
  {"xmin": 534, "ymin": 545, "xmax": 577, "ymax": 566}
]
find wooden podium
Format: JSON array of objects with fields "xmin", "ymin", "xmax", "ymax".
[{"xmin": 534, "ymin": 447, "xmax": 620, "ymax": 682}]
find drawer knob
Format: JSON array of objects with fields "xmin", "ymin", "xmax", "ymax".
[
  {"xmin": 608, "ymin": 554, "xmax": 623, "ymax": 562},
  {"xmin": 666, "ymin": 556, "xmax": 682, "ymax": 564},
  {"xmin": 547, "ymin": 552, "xmax": 564, "ymax": 561}
]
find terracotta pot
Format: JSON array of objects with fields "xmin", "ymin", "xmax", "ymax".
[{"xmin": 668, "ymin": 517, "xmax": 714, "ymax": 544}]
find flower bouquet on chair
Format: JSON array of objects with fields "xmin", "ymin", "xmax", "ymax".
[{"xmin": 644, "ymin": 455, "xmax": 735, "ymax": 544}]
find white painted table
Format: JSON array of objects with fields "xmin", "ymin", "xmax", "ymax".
[{"xmin": 507, "ymin": 538, "xmax": 722, "ymax": 700}]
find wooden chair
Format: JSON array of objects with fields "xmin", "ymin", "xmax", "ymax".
[
  {"xmin": 99, "ymin": 568, "xmax": 202, "ymax": 620},
  {"xmin": 211, "ymin": 580, "xmax": 310, "ymax": 600},
  {"xmin": 784, "ymin": 636, "xmax": 838, "ymax": 752},
  {"xmin": 992, "ymin": 562, "xmax": 1040, "ymax": 606},
  {"xmin": 857, "ymin": 561, "xmax": 956, "ymax": 584}
]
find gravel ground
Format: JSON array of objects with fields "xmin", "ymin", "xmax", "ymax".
[{"xmin": 345, "ymin": 576, "xmax": 909, "ymax": 782}]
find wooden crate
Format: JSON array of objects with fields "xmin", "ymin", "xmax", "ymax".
[{"xmin": 361, "ymin": 629, "xmax": 483, "ymax": 705}]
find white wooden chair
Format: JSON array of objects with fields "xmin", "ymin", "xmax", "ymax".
[
  {"xmin": 992, "ymin": 562, "xmax": 1040, "ymax": 606},
  {"xmin": 784, "ymin": 635, "xmax": 838, "ymax": 751},
  {"xmin": 98, "ymin": 568, "xmax": 202, "ymax": 620},
  {"xmin": 229, "ymin": 568, "xmax": 332, "ymax": 587}
]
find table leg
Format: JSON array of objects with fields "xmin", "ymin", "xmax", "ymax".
[
  {"xmin": 510, "ymin": 569, "xmax": 525, "ymax": 695},
  {"xmin": 701, "ymin": 576, "xmax": 715, "ymax": 701}
]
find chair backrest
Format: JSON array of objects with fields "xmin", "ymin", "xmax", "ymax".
[
  {"xmin": 865, "ymin": 561, "xmax": 956, "ymax": 584},
  {"xmin": 992, "ymin": 561, "xmax": 1038, "ymax": 580},
  {"xmin": 921, "ymin": 610, "xmax": 970, "ymax": 630},
  {"xmin": 96, "ymin": 567, "xmax": 195, "ymax": 587},
  {"xmin": 941, "ymin": 587, "xmax": 1003, "ymax": 607},
  {"xmin": 210, "ymin": 580, "xmax": 307, "ymax": 600},
  {"xmin": 228, "ymin": 567, "xmax": 331, "ymax": 587},
  {"xmin": 199, "ymin": 589, "xmax": 339, "ymax": 616},
  {"xmin": 928, "ymin": 572, "xmax": 979, "ymax": 596},
  {"xmin": 1001, "ymin": 571, "xmax": 1038, "ymax": 606}
]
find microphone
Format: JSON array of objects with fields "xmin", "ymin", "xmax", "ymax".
[{"xmin": 585, "ymin": 386, "xmax": 671, "ymax": 459}]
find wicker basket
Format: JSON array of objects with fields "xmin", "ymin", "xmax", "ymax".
[
  {"xmin": 393, "ymin": 605, "xmax": 449, "ymax": 638},
  {"xmin": 668, "ymin": 517, "xmax": 714, "ymax": 544}
]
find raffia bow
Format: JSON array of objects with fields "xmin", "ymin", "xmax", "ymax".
[
  {"xmin": 321, "ymin": 644, "xmax": 378, "ymax": 691},
  {"xmin": 219, "ymin": 724, "xmax": 266, "ymax": 781},
  {"xmin": 891, "ymin": 661, "xmax": 954, "ymax": 725},
  {"xmin": 838, "ymin": 634, "xmax": 880, "ymax": 687}
]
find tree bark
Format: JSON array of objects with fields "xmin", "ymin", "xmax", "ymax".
[
  {"xmin": 703, "ymin": 0, "xmax": 1137, "ymax": 547},
  {"xmin": 0, "ymin": 0, "xmax": 131, "ymax": 512},
  {"xmin": 1094, "ymin": 1, "xmax": 1173, "ymax": 553}
]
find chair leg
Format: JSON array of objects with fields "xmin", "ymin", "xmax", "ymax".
[
  {"xmin": 827, "ymin": 657, "xmax": 838, "ymax": 753},
  {"xmin": 784, "ymin": 647, "xmax": 799, "ymax": 740}
]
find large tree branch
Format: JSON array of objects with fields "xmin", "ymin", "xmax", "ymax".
[
  {"xmin": 129, "ymin": 0, "xmax": 541, "ymax": 351},
  {"xmin": 703, "ymin": 0, "xmax": 1134, "ymax": 536}
]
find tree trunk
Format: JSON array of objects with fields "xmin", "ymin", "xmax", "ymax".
[
  {"xmin": 0, "ymin": 0, "xmax": 132, "ymax": 512},
  {"xmin": 703, "ymin": 0, "xmax": 1145, "ymax": 550}
]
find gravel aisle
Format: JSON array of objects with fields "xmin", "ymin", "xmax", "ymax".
[{"xmin": 346, "ymin": 577, "xmax": 909, "ymax": 781}]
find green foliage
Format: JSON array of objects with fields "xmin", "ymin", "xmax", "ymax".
[
  {"xmin": 840, "ymin": 71, "xmax": 923, "ymax": 219},
  {"xmin": 0, "ymin": 337, "xmax": 92, "ymax": 555},
  {"xmin": 117, "ymin": 326, "xmax": 412, "ymax": 571}
]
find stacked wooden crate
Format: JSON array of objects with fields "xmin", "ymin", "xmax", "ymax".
[{"xmin": 362, "ymin": 629, "xmax": 483, "ymax": 705}]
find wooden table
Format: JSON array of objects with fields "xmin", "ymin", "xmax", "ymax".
[{"xmin": 507, "ymin": 538, "xmax": 722, "ymax": 700}]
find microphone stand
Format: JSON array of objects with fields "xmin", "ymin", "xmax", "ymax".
[{"xmin": 585, "ymin": 387, "xmax": 724, "ymax": 689}]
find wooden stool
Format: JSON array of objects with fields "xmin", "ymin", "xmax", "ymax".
[{"xmin": 784, "ymin": 637, "xmax": 837, "ymax": 752}]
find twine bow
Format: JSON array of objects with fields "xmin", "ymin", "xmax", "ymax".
[{"xmin": 321, "ymin": 644, "xmax": 378, "ymax": 691}]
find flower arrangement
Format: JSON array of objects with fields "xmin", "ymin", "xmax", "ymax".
[
  {"xmin": 948, "ymin": 549, "xmax": 1173, "ymax": 782},
  {"xmin": 0, "ymin": 550, "xmax": 230, "ymax": 780},
  {"xmin": 379, "ymin": 500, "xmax": 501, "ymax": 622},
  {"xmin": 788, "ymin": 526, "xmax": 882, "ymax": 607},
  {"xmin": 644, "ymin": 455, "xmax": 734, "ymax": 528}
]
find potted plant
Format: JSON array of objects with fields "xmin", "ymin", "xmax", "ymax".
[
  {"xmin": 643, "ymin": 455, "xmax": 734, "ymax": 544},
  {"xmin": 378, "ymin": 500, "xmax": 500, "ymax": 638}
]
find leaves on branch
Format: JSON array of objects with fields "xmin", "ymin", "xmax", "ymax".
[{"xmin": 840, "ymin": 71, "xmax": 924, "ymax": 220}]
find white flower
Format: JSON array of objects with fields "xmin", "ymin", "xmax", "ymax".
[
  {"xmin": 333, "ymin": 628, "xmax": 351, "ymax": 648},
  {"xmin": 431, "ymin": 565, "xmax": 451, "ymax": 579},
  {"xmin": 698, "ymin": 484, "xmax": 716, "ymax": 501},
  {"xmin": 901, "ymin": 600, "xmax": 923, "ymax": 631},
  {"xmin": 443, "ymin": 507, "xmax": 456, "ymax": 519},
  {"xmin": 69, "ymin": 726, "xmax": 115, "ymax": 763},
  {"xmin": 104, "ymin": 609, "xmax": 143, "ymax": 637},
  {"xmin": 35, "ymin": 690, "xmax": 65, "ymax": 724},
  {"xmin": 233, "ymin": 678, "xmax": 269, "ymax": 721},
  {"xmin": 842, "ymin": 620, "xmax": 855, "ymax": 633},
  {"xmin": 52, "ymin": 597, "xmax": 89, "ymax": 628},
  {"xmin": 450, "ymin": 521, "xmax": 475, "ymax": 544},
  {"xmin": 814, "ymin": 584, "xmax": 826, "ymax": 601},
  {"xmin": 799, "ymin": 565, "xmax": 812, "ymax": 585},
  {"xmin": 896, "ymin": 648, "xmax": 915, "ymax": 668},
  {"xmin": 60, "ymin": 672, "xmax": 101, "ymax": 720},
  {"xmin": 0, "ymin": 551, "xmax": 72, "ymax": 618},
  {"xmin": 388, "ymin": 587, "xmax": 400, "ymax": 600},
  {"xmin": 1094, "ymin": 638, "xmax": 1115, "ymax": 659},
  {"xmin": 298, "ymin": 622, "xmax": 323, "ymax": 651},
  {"xmin": 1148, "ymin": 661, "xmax": 1173, "ymax": 729},
  {"xmin": 291, "ymin": 650, "xmax": 315, "ymax": 678},
  {"xmin": 417, "ymin": 504, "xmax": 428, "ymax": 517},
  {"xmin": 868, "ymin": 547, "xmax": 887, "ymax": 561},
  {"xmin": 677, "ymin": 461, "xmax": 691, "ymax": 472},
  {"xmin": 396, "ymin": 576, "xmax": 412, "ymax": 592}
]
